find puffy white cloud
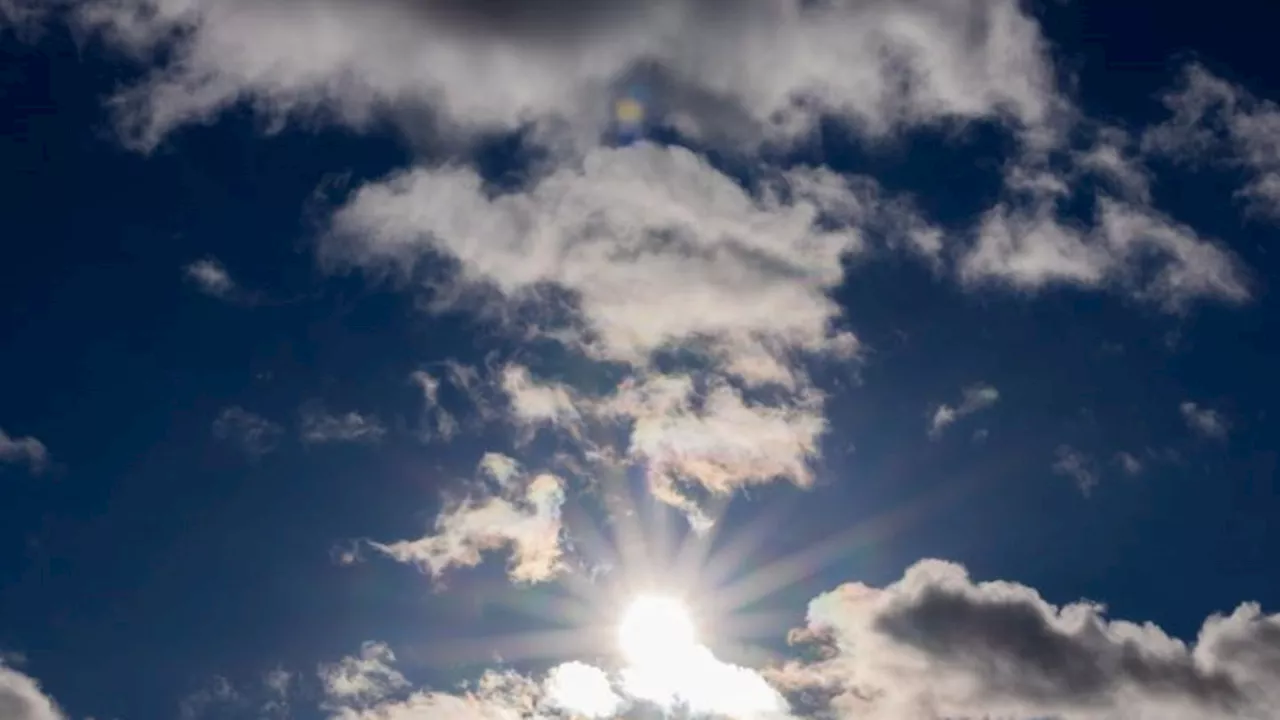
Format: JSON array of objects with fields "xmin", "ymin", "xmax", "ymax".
[
  {"xmin": 0, "ymin": 663, "xmax": 65, "ymax": 720},
  {"xmin": 927, "ymin": 383, "xmax": 999, "ymax": 439},
  {"xmin": 327, "ymin": 143, "xmax": 891, "ymax": 524},
  {"xmin": 541, "ymin": 662, "xmax": 622, "ymax": 719},
  {"xmin": 319, "ymin": 642, "xmax": 408, "ymax": 709},
  {"xmin": 1144, "ymin": 64, "xmax": 1280, "ymax": 221},
  {"xmin": 1052, "ymin": 444, "xmax": 1098, "ymax": 496},
  {"xmin": 299, "ymin": 406, "xmax": 387, "ymax": 445},
  {"xmin": 773, "ymin": 558, "xmax": 1280, "ymax": 720},
  {"xmin": 1181, "ymin": 401, "xmax": 1229, "ymax": 441},
  {"xmin": 212, "ymin": 406, "xmax": 283, "ymax": 458},
  {"xmin": 70, "ymin": 0, "xmax": 1059, "ymax": 152},
  {"xmin": 368, "ymin": 454, "xmax": 566, "ymax": 583},
  {"xmin": 184, "ymin": 257, "xmax": 238, "ymax": 300},
  {"xmin": 0, "ymin": 427, "xmax": 49, "ymax": 474}
]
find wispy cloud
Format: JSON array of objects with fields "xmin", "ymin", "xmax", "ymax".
[
  {"xmin": 1181, "ymin": 401, "xmax": 1229, "ymax": 440},
  {"xmin": 0, "ymin": 427, "xmax": 48, "ymax": 474},
  {"xmin": 299, "ymin": 406, "xmax": 386, "ymax": 445},
  {"xmin": 1053, "ymin": 444, "xmax": 1098, "ymax": 496},
  {"xmin": 1116, "ymin": 451, "xmax": 1144, "ymax": 476},
  {"xmin": 1145, "ymin": 63, "xmax": 1280, "ymax": 222},
  {"xmin": 928, "ymin": 383, "xmax": 1000, "ymax": 439},
  {"xmin": 212, "ymin": 406, "xmax": 283, "ymax": 458}
]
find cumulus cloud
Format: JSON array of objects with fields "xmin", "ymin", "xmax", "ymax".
[
  {"xmin": 1145, "ymin": 64, "xmax": 1280, "ymax": 221},
  {"xmin": 328, "ymin": 143, "xmax": 884, "ymax": 525},
  {"xmin": 1053, "ymin": 444, "xmax": 1098, "ymax": 496},
  {"xmin": 299, "ymin": 406, "xmax": 387, "ymax": 445},
  {"xmin": 927, "ymin": 383, "xmax": 999, "ymax": 439},
  {"xmin": 368, "ymin": 454, "xmax": 566, "ymax": 583},
  {"xmin": 773, "ymin": 558, "xmax": 1280, "ymax": 720},
  {"xmin": 1181, "ymin": 401, "xmax": 1229, "ymax": 440},
  {"xmin": 0, "ymin": 427, "xmax": 49, "ymax": 474},
  {"xmin": 212, "ymin": 406, "xmax": 283, "ymax": 458},
  {"xmin": 0, "ymin": 662, "xmax": 65, "ymax": 720}
]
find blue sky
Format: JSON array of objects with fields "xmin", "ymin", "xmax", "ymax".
[{"xmin": 2, "ymin": 0, "xmax": 1280, "ymax": 718}]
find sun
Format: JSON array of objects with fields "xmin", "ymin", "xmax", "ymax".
[{"xmin": 618, "ymin": 595, "xmax": 697, "ymax": 666}]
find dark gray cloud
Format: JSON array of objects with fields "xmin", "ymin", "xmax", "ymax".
[{"xmin": 774, "ymin": 559, "xmax": 1280, "ymax": 719}]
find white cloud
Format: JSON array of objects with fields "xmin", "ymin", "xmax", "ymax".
[
  {"xmin": 1181, "ymin": 401, "xmax": 1229, "ymax": 440},
  {"xmin": 368, "ymin": 454, "xmax": 566, "ymax": 583},
  {"xmin": 960, "ymin": 192, "xmax": 1250, "ymax": 312},
  {"xmin": 1144, "ymin": 64, "xmax": 1280, "ymax": 221},
  {"xmin": 927, "ymin": 383, "xmax": 999, "ymax": 438},
  {"xmin": 0, "ymin": 662, "xmax": 65, "ymax": 720},
  {"xmin": 327, "ymin": 144, "xmax": 885, "ymax": 525},
  {"xmin": 71, "ymin": 0, "xmax": 1059, "ymax": 152},
  {"xmin": 773, "ymin": 558, "xmax": 1280, "ymax": 720},
  {"xmin": 299, "ymin": 406, "xmax": 387, "ymax": 445},
  {"xmin": 1052, "ymin": 444, "xmax": 1098, "ymax": 496},
  {"xmin": 320, "ymin": 637, "xmax": 787, "ymax": 720},
  {"xmin": 541, "ymin": 662, "xmax": 622, "ymax": 719},
  {"xmin": 319, "ymin": 642, "xmax": 408, "ymax": 709},
  {"xmin": 184, "ymin": 257, "xmax": 238, "ymax": 300},
  {"xmin": 0, "ymin": 427, "xmax": 49, "ymax": 474},
  {"xmin": 212, "ymin": 406, "xmax": 283, "ymax": 458}
]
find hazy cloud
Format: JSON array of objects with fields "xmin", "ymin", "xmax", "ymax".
[
  {"xmin": 212, "ymin": 406, "xmax": 283, "ymax": 458},
  {"xmin": 299, "ymin": 406, "xmax": 387, "ymax": 445},
  {"xmin": 1053, "ymin": 444, "xmax": 1098, "ymax": 496},
  {"xmin": 1181, "ymin": 401, "xmax": 1229, "ymax": 440},
  {"xmin": 0, "ymin": 427, "xmax": 48, "ymax": 474}
]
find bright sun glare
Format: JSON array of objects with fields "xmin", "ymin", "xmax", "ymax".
[{"xmin": 618, "ymin": 595, "xmax": 697, "ymax": 666}]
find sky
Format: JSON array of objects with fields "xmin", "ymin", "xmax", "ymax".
[{"xmin": 2, "ymin": 0, "xmax": 1280, "ymax": 718}]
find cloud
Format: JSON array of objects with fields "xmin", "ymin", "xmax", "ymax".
[
  {"xmin": 0, "ymin": 662, "xmax": 65, "ymax": 720},
  {"xmin": 541, "ymin": 662, "xmax": 622, "ymax": 719},
  {"xmin": 1181, "ymin": 401, "xmax": 1229, "ymax": 440},
  {"xmin": 959, "ymin": 191, "xmax": 1250, "ymax": 312},
  {"xmin": 368, "ymin": 454, "xmax": 566, "ymax": 583},
  {"xmin": 299, "ymin": 406, "xmax": 387, "ymax": 445},
  {"xmin": 326, "ymin": 143, "xmax": 888, "ymax": 525},
  {"xmin": 71, "ymin": 0, "xmax": 1058, "ymax": 152},
  {"xmin": 212, "ymin": 406, "xmax": 284, "ymax": 458},
  {"xmin": 773, "ymin": 558, "xmax": 1280, "ymax": 720},
  {"xmin": 1116, "ymin": 451, "xmax": 1144, "ymax": 476},
  {"xmin": 1144, "ymin": 64, "xmax": 1280, "ymax": 221},
  {"xmin": 0, "ymin": 427, "xmax": 49, "ymax": 474},
  {"xmin": 318, "ymin": 642, "xmax": 408, "ymax": 709},
  {"xmin": 184, "ymin": 257, "xmax": 239, "ymax": 300},
  {"xmin": 927, "ymin": 383, "xmax": 999, "ymax": 439},
  {"xmin": 320, "ymin": 635, "xmax": 787, "ymax": 720},
  {"xmin": 1052, "ymin": 444, "xmax": 1098, "ymax": 496},
  {"xmin": 409, "ymin": 370, "xmax": 460, "ymax": 441}
]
